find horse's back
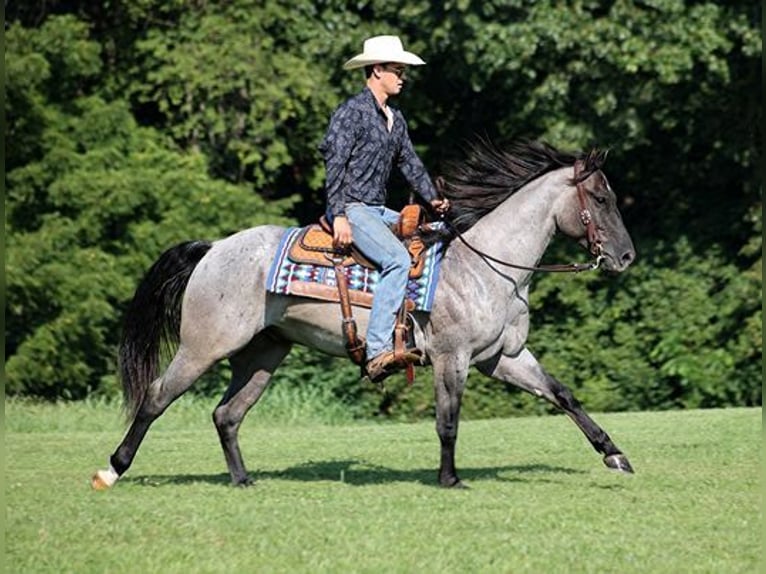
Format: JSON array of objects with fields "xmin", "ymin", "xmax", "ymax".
[
  {"xmin": 212, "ymin": 224, "xmax": 288, "ymax": 251},
  {"xmin": 179, "ymin": 225, "xmax": 288, "ymax": 352},
  {"xmin": 194, "ymin": 224, "xmax": 287, "ymax": 288}
]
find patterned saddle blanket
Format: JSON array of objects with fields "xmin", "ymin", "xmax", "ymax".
[{"xmin": 266, "ymin": 226, "xmax": 444, "ymax": 311}]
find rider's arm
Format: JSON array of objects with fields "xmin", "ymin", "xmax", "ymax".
[
  {"xmin": 319, "ymin": 106, "xmax": 358, "ymax": 220},
  {"xmin": 396, "ymin": 116, "xmax": 438, "ymax": 204}
]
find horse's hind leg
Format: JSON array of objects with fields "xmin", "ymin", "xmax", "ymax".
[
  {"xmin": 92, "ymin": 347, "xmax": 215, "ymax": 489},
  {"xmin": 213, "ymin": 332, "xmax": 292, "ymax": 486},
  {"xmin": 478, "ymin": 349, "xmax": 634, "ymax": 473}
]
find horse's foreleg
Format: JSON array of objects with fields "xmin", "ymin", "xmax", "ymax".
[
  {"xmin": 92, "ymin": 347, "xmax": 215, "ymax": 489},
  {"xmin": 432, "ymin": 353, "xmax": 471, "ymax": 488},
  {"xmin": 213, "ymin": 333, "xmax": 292, "ymax": 486},
  {"xmin": 478, "ymin": 349, "xmax": 634, "ymax": 473}
]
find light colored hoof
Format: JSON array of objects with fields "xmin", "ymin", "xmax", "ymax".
[
  {"xmin": 91, "ymin": 472, "xmax": 111, "ymax": 490},
  {"xmin": 91, "ymin": 467, "xmax": 119, "ymax": 490}
]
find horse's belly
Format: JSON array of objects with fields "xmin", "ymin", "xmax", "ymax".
[{"xmin": 271, "ymin": 297, "xmax": 370, "ymax": 357}]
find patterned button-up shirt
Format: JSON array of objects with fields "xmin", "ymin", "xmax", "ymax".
[{"xmin": 320, "ymin": 88, "xmax": 437, "ymax": 219}]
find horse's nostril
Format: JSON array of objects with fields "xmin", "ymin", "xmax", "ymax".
[{"xmin": 621, "ymin": 251, "xmax": 635, "ymax": 265}]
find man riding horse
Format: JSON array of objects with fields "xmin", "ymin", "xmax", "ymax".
[{"xmin": 319, "ymin": 35, "xmax": 450, "ymax": 382}]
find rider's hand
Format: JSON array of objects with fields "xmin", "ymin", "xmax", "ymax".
[
  {"xmin": 430, "ymin": 198, "xmax": 450, "ymax": 215},
  {"xmin": 332, "ymin": 216, "xmax": 353, "ymax": 250}
]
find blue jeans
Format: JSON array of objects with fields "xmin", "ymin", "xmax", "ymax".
[{"xmin": 344, "ymin": 203, "xmax": 411, "ymax": 361}]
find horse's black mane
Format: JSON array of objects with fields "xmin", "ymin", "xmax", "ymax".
[{"xmin": 437, "ymin": 139, "xmax": 607, "ymax": 234}]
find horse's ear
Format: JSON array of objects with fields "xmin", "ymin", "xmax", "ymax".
[{"xmin": 586, "ymin": 148, "xmax": 608, "ymax": 170}]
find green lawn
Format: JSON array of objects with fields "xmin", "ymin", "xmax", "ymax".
[{"xmin": 5, "ymin": 400, "xmax": 761, "ymax": 573}]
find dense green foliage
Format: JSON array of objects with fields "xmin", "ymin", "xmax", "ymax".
[
  {"xmin": 5, "ymin": 1, "xmax": 761, "ymax": 416},
  {"xmin": 6, "ymin": 401, "xmax": 762, "ymax": 572}
]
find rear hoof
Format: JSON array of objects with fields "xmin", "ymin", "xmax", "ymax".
[
  {"xmin": 604, "ymin": 454, "xmax": 634, "ymax": 474},
  {"xmin": 91, "ymin": 468, "xmax": 119, "ymax": 490},
  {"xmin": 232, "ymin": 477, "xmax": 254, "ymax": 488}
]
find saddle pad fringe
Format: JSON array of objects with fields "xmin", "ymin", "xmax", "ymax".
[{"xmin": 289, "ymin": 281, "xmax": 415, "ymax": 311}]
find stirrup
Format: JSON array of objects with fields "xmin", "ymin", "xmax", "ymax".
[{"xmin": 365, "ymin": 348, "xmax": 422, "ymax": 384}]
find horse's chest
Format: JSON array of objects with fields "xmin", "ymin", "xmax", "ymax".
[
  {"xmin": 456, "ymin": 297, "xmax": 530, "ymax": 361},
  {"xmin": 498, "ymin": 297, "xmax": 530, "ymax": 354},
  {"xmin": 433, "ymin": 270, "xmax": 530, "ymax": 354}
]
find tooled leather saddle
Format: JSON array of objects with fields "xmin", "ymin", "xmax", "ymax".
[
  {"xmin": 288, "ymin": 204, "xmax": 428, "ymax": 280},
  {"xmin": 289, "ymin": 204, "xmax": 431, "ymax": 376}
]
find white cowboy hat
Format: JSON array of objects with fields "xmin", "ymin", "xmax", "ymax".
[{"xmin": 343, "ymin": 35, "xmax": 426, "ymax": 70}]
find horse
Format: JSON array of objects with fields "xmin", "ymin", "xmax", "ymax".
[{"xmin": 91, "ymin": 139, "xmax": 636, "ymax": 490}]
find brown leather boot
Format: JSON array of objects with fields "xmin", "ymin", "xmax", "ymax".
[{"xmin": 365, "ymin": 348, "xmax": 423, "ymax": 383}]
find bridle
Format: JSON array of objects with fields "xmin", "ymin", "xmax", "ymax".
[
  {"xmin": 573, "ymin": 159, "xmax": 604, "ymax": 260},
  {"xmin": 444, "ymin": 159, "xmax": 604, "ymax": 274}
]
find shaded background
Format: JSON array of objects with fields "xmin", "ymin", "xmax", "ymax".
[{"xmin": 5, "ymin": 0, "xmax": 761, "ymax": 418}]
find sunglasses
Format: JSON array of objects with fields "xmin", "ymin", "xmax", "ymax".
[{"xmin": 381, "ymin": 64, "xmax": 407, "ymax": 78}]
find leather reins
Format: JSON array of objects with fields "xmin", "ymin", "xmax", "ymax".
[{"xmin": 444, "ymin": 159, "xmax": 604, "ymax": 274}]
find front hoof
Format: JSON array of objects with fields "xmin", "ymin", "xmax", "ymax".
[
  {"xmin": 604, "ymin": 454, "xmax": 635, "ymax": 474},
  {"xmin": 232, "ymin": 476, "xmax": 254, "ymax": 488},
  {"xmin": 439, "ymin": 475, "xmax": 469, "ymax": 489}
]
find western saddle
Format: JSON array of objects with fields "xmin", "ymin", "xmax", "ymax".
[{"xmin": 288, "ymin": 204, "xmax": 430, "ymax": 381}]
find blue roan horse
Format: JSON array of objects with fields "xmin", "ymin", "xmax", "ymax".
[{"xmin": 92, "ymin": 140, "xmax": 636, "ymax": 490}]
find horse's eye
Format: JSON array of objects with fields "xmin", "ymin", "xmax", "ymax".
[{"xmin": 594, "ymin": 195, "xmax": 606, "ymax": 205}]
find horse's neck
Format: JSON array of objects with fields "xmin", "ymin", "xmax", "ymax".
[{"xmin": 460, "ymin": 169, "xmax": 568, "ymax": 272}]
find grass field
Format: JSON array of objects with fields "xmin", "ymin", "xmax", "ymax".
[{"xmin": 5, "ymin": 399, "xmax": 762, "ymax": 573}]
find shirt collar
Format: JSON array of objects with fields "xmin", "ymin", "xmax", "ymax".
[{"xmin": 362, "ymin": 87, "xmax": 393, "ymax": 119}]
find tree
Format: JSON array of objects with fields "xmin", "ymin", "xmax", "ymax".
[
  {"xmin": 5, "ymin": 2, "xmax": 761, "ymax": 414},
  {"xmin": 5, "ymin": 17, "xmax": 294, "ymax": 398}
]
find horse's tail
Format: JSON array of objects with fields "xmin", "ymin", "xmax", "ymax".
[{"xmin": 118, "ymin": 240, "xmax": 212, "ymax": 420}]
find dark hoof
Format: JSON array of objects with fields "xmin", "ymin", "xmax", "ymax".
[
  {"xmin": 603, "ymin": 454, "xmax": 635, "ymax": 474},
  {"xmin": 439, "ymin": 477, "xmax": 469, "ymax": 489},
  {"xmin": 232, "ymin": 476, "xmax": 254, "ymax": 487}
]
